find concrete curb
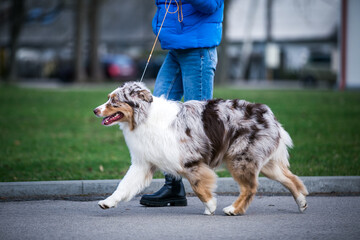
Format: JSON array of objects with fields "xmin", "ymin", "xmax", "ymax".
[{"xmin": 0, "ymin": 176, "xmax": 359, "ymax": 200}]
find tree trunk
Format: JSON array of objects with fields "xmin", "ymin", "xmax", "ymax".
[
  {"xmin": 74, "ymin": 0, "xmax": 86, "ymax": 83},
  {"xmin": 88, "ymin": 0, "xmax": 103, "ymax": 82},
  {"xmin": 5, "ymin": 0, "xmax": 25, "ymax": 83},
  {"xmin": 265, "ymin": 0, "xmax": 273, "ymax": 81}
]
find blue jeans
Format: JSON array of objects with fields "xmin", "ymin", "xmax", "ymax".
[{"xmin": 153, "ymin": 47, "xmax": 218, "ymax": 101}]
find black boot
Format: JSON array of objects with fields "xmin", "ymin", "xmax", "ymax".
[{"xmin": 140, "ymin": 174, "xmax": 187, "ymax": 207}]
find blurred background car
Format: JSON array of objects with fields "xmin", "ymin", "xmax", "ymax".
[
  {"xmin": 101, "ymin": 54, "xmax": 136, "ymax": 80},
  {"xmin": 53, "ymin": 52, "xmax": 138, "ymax": 82}
]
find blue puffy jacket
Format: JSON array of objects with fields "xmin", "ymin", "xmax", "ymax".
[{"xmin": 152, "ymin": 0, "xmax": 224, "ymax": 50}]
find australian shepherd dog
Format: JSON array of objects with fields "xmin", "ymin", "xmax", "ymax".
[{"xmin": 93, "ymin": 82, "xmax": 308, "ymax": 215}]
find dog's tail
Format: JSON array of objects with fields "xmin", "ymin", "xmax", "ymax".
[{"xmin": 272, "ymin": 124, "xmax": 293, "ymax": 168}]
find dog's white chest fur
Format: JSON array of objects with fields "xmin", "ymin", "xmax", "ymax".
[{"xmin": 120, "ymin": 97, "xmax": 183, "ymax": 175}]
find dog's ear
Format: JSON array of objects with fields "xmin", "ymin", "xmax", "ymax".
[
  {"xmin": 110, "ymin": 93, "xmax": 120, "ymax": 105},
  {"xmin": 137, "ymin": 90, "xmax": 153, "ymax": 103}
]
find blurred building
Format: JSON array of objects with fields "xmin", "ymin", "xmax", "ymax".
[
  {"xmin": 0, "ymin": 0, "xmax": 359, "ymax": 88},
  {"xmin": 340, "ymin": 0, "xmax": 360, "ymax": 89},
  {"xmin": 0, "ymin": 0, "xmax": 157, "ymax": 81},
  {"xmin": 226, "ymin": 0, "xmax": 340, "ymax": 87}
]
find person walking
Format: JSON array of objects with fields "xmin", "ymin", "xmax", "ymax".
[{"xmin": 140, "ymin": 0, "xmax": 224, "ymax": 207}]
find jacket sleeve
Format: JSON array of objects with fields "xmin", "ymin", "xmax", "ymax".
[{"xmin": 185, "ymin": 0, "xmax": 224, "ymax": 14}]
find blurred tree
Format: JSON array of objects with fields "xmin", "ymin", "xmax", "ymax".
[
  {"xmin": 1, "ymin": 0, "xmax": 64, "ymax": 82},
  {"xmin": 4, "ymin": 0, "xmax": 25, "ymax": 83},
  {"xmin": 88, "ymin": 0, "xmax": 103, "ymax": 82},
  {"xmin": 265, "ymin": 0, "xmax": 274, "ymax": 80},
  {"xmin": 74, "ymin": 0, "xmax": 86, "ymax": 82}
]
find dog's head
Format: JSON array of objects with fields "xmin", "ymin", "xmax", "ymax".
[{"xmin": 93, "ymin": 82, "xmax": 153, "ymax": 130}]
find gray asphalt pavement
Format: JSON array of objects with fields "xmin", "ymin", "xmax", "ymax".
[{"xmin": 1, "ymin": 196, "xmax": 359, "ymax": 240}]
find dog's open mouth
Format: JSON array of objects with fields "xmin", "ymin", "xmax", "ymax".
[{"xmin": 102, "ymin": 112, "xmax": 124, "ymax": 125}]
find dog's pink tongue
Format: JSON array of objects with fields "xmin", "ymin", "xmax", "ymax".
[
  {"xmin": 102, "ymin": 117, "xmax": 108, "ymax": 125},
  {"xmin": 101, "ymin": 113, "xmax": 123, "ymax": 125}
]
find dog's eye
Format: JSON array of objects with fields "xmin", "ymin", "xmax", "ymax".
[{"xmin": 110, "ymin": 100, "xmax": 121, "ymax": 107}]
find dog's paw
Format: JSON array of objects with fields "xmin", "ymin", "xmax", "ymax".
[
  {"xmin": 296, "ymin": 194, "xmax": 308, "ymax": 213},
  {"xmin": 204, "ymin": 208, "xmax": 214, "ymax": 215},
  {"xmin": 98, "ymin": 197, "xmax": 117, "ymax": 210},
  {"xmin": 203, "ymin": 198, "xmax": 217, "ymax": 216},
  {"xmin": 223, "ymin": 205, "xmax": 245, "ymax": 216},
  {"xmin": 223, "ymin": 205, "xmax": 237, "ymax": 216}
]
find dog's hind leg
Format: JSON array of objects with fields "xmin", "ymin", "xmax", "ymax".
[
  {"xmin": 223, "ymin": 162, "xmax": 258, "ymax": 216},
  {"xmin": 260, "ymin": 160, "xmax": 308, "ymax": 212},
  {"xmin": 183, "ymin": 163, "xmax": 217, "ymax": 215}
]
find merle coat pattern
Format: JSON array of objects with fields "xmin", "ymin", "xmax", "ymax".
[{"xmin": 93, "ymin": 82, "xmax": 308, "ymax": 215}]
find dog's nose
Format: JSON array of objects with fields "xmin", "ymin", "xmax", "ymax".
[{"xmin": 93, "ymin": 108, "xmax": 100, "ymax": 116}]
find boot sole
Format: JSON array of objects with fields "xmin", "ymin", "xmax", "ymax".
[{"xmin": 140, "ymin": 198, "xmax": 187, "ymax": 207}]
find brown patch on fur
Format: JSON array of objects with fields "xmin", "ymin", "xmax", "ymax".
[
  {"xmin": 244, "ymin": 104, "xmax": 254, "ymax": 119},
  {"xmin": 254, "ymin": 104, "xmax": 269, "ymax": 128},
  {"xmin": 202, "ymin": 99, "xmax": 226, "ymax": 166},
  {"xmin": 231, "ymin": 177, "xmax": 258, "ymax": 215},
  {"xmin": 102, "ymin": 104, "xmax": 118, "ymax": 117},
  {"xmin": 225, "ymin": 157, "xmax": 260, "ymax": 215},
  {"xmin": 249, "ymin": 125, "xmax": 260, "ymax": 144},
  {"xmin": 124, "ymin": 101, "xmax": 139, "ymax": 109},
  {"xmin": 118, "ymin": 103, "xmax": 135, "ymax": 130},
  {"xmin": 229, "ymin": 166, "xmax": 258, "ymax": 214},
  {"xmin": 244, "ymin": 103, "xmax": 267, "ymax": 120},
  {"xmin": 138, "ymin": 90, "xmax": 153, "ymax": 103},
  {"xmin": 183, "ymin": 163, "xmax": 217, "ymax": 203},
  {"xmin": 184, "ymin": 160, "xmax": 200, "ymax": 169},
  {"xmin": 281, "ymin": 164, "xmax": 309, "ymax": 196},
  {"xmin": 232, "ymin": 99, "xmax": 239, "ymax": 109},
  {"xmin": 229, "ymin": 127, "xmax": 250, "ymax": 146},
  {"xmin": 260, "ymin": 161, "xmax": 308, "ymax": 200},
  {"xmin": 102, "ymin": 102, "xmax": 135, "ymax": 130},
  {"xmin": 185, "ymin": 127, "xmax": 192, "ymax": 138},
  {"xmin": 110, "ymin": 93, "xmax": 119, "ymax": 105}
]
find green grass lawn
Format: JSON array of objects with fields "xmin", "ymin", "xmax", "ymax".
[{"xmin": 0, "ymin": 85, "xmax": 359, "ymax": 182}]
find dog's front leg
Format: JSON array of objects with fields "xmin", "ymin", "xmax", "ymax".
[{"xmin": 98, "ymin": 163, "xmax": 155, "ymax": 209}]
